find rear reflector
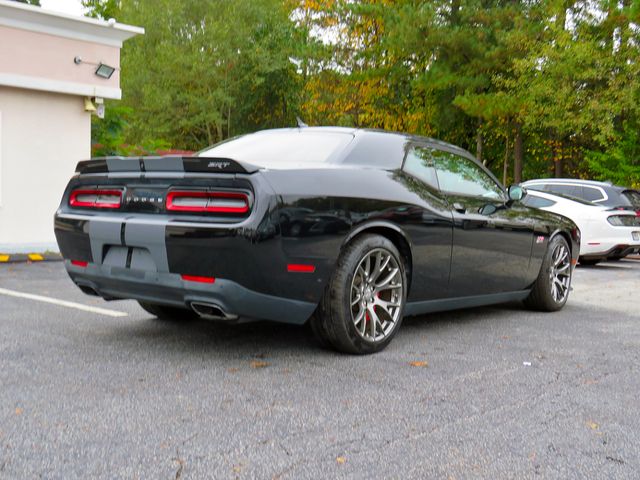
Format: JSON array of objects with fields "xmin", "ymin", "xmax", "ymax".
[
  {"xmin": 287, "ymin": 264, "xmax": 316, "ymax": 273},
  {"xmin": 181, "ymin": 274, "xmax": 215, "ymax": 284},
  {"xmin": 70, "ymin": 188, "xmax": 122, "ymax": 209},
  {"xmin": 71, "ymin": 260, "xmax": 88, "ymax": 267},
  {"xmin": 166, "ymin": 191, "xmax": 250, "ymax": 214},
  {"xmin": 587, "ymin": 242, "xmax": 601, "ymax": 245}
]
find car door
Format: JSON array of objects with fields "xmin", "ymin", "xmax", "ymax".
[
  {"xmin": 428, "ymin": 146, "xmax": 535, "ymax": 296},
  {"xmin": 397, "ymin": 145, "xmax": 454, "ymax": 302}
]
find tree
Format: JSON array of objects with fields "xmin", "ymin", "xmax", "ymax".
[
  {"xmin": 81, "ymin": 0, "xmax": 119, "ymax": 19},
  {"xmin": 81, "ymin": 0, "xmax": 640, "ymax": 186},
  {"xmin": 85, "ymin": 0, "xmax": 301, "ymax": 151}
]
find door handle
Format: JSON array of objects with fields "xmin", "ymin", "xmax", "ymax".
[{"xmin": 452, "ymin": 202, "xmax": 466, "ymax": 213}]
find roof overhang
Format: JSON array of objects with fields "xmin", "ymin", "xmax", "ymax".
[{"xmin": 0, "ymin": 0, "xmax": 144, "ymax": 47}]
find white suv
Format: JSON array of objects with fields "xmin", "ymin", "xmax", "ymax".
[
  {"xmin": 521, "ymin": 189, "xmax": 640, "ymax": 265},
  {"xmin": 522, "ymin": 178, "xmax": 639, "ymax": 213}
]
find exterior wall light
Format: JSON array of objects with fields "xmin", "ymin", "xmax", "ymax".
[
  {"xmin": 95, "ymin": 63, "xmax": 116, "ymax": 79},
  {"xmin": 73, "ymin": 56, "xmax": 117, "ymax": 79}
]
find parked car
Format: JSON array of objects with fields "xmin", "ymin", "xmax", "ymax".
[
  {"xmin": 522, "ymin": 178, "xmax": 640, "ymax": 214},
  {"xmin": 54, "ymin": 127, "xmax": 579, "ymax": 354},
  {"xmin": 520, "ymin": 189, "xmax": 640, "ymax": 264}
]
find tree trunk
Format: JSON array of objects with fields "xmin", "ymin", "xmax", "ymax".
[
  {"xmin": 513, "ymin": 123, "xmax": 524, "ymax": 183},
  {"xmin": 554, "ymin": 147, "xmax": 563, "ymax": 178},
  {"xmin": 503, "ymin": 135, "xmax": 510, "ymax": 186},
  {"xmin": 216, "ymin": 122, "xmax": 223, "ymax": 144},
  {"xmin": 476, "ymin": 123, "xmax": 483, "ymax": 164}
]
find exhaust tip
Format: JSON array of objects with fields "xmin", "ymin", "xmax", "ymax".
[
  {"xmin": 190, "ymin": 302, "xmax": 238, "ymax": 321},
  {"xmin": 77, "ymin": 284, "xmax": 100, "ymax": 297}
]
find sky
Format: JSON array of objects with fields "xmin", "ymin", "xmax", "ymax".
[{"xmin": 39, "ymin": 0, "xmax": 86, "ymax": 17}]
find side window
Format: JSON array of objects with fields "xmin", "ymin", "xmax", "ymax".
[
  {"xmin": 566, "ymin": 185, "xmax": 583, "ymax": 198},
  {"xmin": 431, "ymin": 149, "xmax": 504, "ymax": 199},
  {"xmin": 522, "ymin": 195, "xmax": 556, "ymax": 208},
  {"xmin": 546, "ymin": 184, "xmax": 569, "ymax": 195},
  {"xmin": 583, "ymin": 187, "xmax": 604, "ymax": 202},
  {"xmin": 402, "ymin": 147, "xmax": 439, "ymax": 189}
]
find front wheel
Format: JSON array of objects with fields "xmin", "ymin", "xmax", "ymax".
[
  {"xmin": 524, "ymin": 235, "xmax": 572, "ymax": 311},
  {"xmin": 311, "ymin": 234, "xmax": 407, "ymax": 354}
]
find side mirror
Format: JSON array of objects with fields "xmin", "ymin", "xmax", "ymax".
[
  {"xmin": 478, "ymin": 204, "xmax": 498, "ymax": 216},
  {"xmin": 508, "ymin": 185, "xmax": 526, "ymax": 202}
]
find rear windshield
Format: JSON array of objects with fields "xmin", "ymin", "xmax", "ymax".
[
  {"xmin": 623, "ymin": 190, "xmax": 640, "ymax": 207},
  {"xmin": 198, "ymin": 131, "xmax": 354, "ymax": 166}
]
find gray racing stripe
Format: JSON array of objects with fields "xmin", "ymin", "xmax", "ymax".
[
  {"xmin": 106, "ymin": 157, "xmax": 141, "ymax": 172},
  {"xmin": 143, "ymin": 156, "xmax": 184, "ymax": 172},
  {"xmin": 88, "ymin": 217, "xmax": 124, "ymax": 264},
  {"xmin": 124, "ymin": 219, "xmax": 169, "ymax": 272}
]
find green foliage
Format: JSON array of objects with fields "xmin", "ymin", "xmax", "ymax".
[
  {"xmin": 81, "ymin": 0, "xmax": 119, "ymax": 19},
  {"xmin": 93, "ymin": 0, "xmax": 302, "ymax": 151},
  {"xmin": 10, "ymin": 0, "xmax": 40, "ymax": 5},
  {"xmin": 586, "ymin": 121, "xmax": 640, "ymax": 188},
  {"xmin": 83, "ymin": 0, "xmax": 640, "ymax": 188},
  {"xmin": 90, "ymin": 102, "xmax": 129, "ymax": 156}
]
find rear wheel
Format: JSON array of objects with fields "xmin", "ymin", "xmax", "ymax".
[
  {"xmin": 524, "ymin": 235, "xmax": 572, "ymax": 311},
  {"xmin": 312, "ymin": 234, "xmax": 407, "ymax": 354},
  {"xmin": 138, "ymin": 301, "xmax": 198, "ymax": 320}
]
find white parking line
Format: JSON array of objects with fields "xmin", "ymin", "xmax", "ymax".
[{"xmin": 0, "ymin": 287, "xmax": 128, "ymax": 317}]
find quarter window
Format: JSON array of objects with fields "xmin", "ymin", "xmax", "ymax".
[
  {"xmin": 582, "ymin": 187, "xmax": 604, "ymax": 202},
  {"xmin": 402, "ymin": 147, "xmax": 439, "ymax": 189}
]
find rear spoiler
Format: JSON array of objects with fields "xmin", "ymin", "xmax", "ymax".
[{"xmin": 75, "ymin": 156, "xmax": 260, "ymax": 175}]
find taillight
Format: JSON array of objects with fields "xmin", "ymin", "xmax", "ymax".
[
  {"xmin": 70, "ymin": 188, "xmax": 122, "ymax": 209},
  {"xmin": 607, "ymin": 215, "xmax": 640, "ymax": 227},
  {"xmin": 166, "ymin": 191, "xmax": 250, "ymax": 214}
]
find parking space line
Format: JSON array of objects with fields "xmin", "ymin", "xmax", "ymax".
[{"xmin": 0, "ymin": 287, "xmax": 128, "ymax": 317}]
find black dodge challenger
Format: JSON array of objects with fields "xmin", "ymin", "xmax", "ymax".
[{"xmin": 54, "ymin": 127, "xmax": 580, "ymax": 354}]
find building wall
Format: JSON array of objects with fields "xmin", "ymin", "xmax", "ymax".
[
  {"xmin": 0, "ymin": 24, "xmax": 121, "ymax": 94},
  {"xmin": 0, "ymin": 86, "xmax": 90, "ymax": 251}
]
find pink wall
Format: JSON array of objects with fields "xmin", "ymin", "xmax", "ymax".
[{"xmin": 0, "ymin": 25, "xmax": 120, "ymax": 89}]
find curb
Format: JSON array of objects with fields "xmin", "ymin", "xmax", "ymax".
[{"xmin": 0, "ymin": 252, "xmax": 63, "ymax": 263}]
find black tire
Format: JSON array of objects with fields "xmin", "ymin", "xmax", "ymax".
[
  {"xmin": 307, "ymin": 311, "xmax": 334, "ymax": 350},
  {"xmin": 312, "ymin": 234, "xmax": 407, "ymax": 354},
  {"xmin": 138, "ymin": 301, "xmax": 198, "ymax": 320},
  {"xmin": 524, "ymin": 235, "xmax": 572, "ymax": 311},
  {"xmin": 579, "ymin": 258, "xmax": 601, "ymax": 266}
]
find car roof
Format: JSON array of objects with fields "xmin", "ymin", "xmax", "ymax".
[
  {"xmin": 523, "ymin": 178, "xmax": 624, "ymax": 191},
  {"xmin": 257, "ymin": 126, "xmax": 471, "ymax": 156},
  {"xmin": 240, "ymin": 126, "xmax": 481, "ymax": 170}
]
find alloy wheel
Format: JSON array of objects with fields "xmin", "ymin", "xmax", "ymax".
[
  {"xmin": 549, "ymin": 242, "xmax": 571, "ymax": 303},
  {"xmin": 350, "ymin": 248, "xmax": 403, "ymax": 342}
]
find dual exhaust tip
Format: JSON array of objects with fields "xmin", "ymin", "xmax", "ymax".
[{"xmin": 190, "ymin": 301, "xmax": 238, "ymax": 321}]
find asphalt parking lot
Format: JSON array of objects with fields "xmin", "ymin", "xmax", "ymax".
[{"xmin": 1, "ymin": 258, "xmax": 639, "ymax": 479}]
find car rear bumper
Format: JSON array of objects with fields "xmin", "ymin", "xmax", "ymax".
[
  {"xmin": 580, "ymin": 242, "xmax": 640, "ymax": 260},
  {"xmin": 65, "ymin": 260, "xmax": 316, "ymax": 324},
  {"xmin": 55, "ymin": 211, "xmax": 333, "ymax": 322}
]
